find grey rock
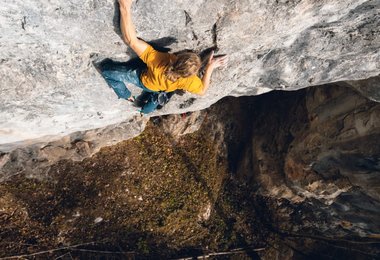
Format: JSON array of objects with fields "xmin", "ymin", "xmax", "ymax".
[
  {"xmin": 0, "ymin": 115, "xmax": 148, "ymax": 181},
  {"xmin": 343, "ymin": 75, "xmax": 380, "ymax": 102},
  {"xmin": 0, "ymin": 0, "xmax": 379, "ymax": 148}
]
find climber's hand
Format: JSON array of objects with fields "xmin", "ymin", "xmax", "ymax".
[
  {"xmin": 119, "ymin": 0, "xmax": 133, "ymax": 10},
  {"xmin": 207, "ymin": 51, "xmax": 228, "ymax": 69}
]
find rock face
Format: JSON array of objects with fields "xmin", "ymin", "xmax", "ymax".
[{"xmin": 1, "ymin": 0, "xmax": 379, "ymax": 148}]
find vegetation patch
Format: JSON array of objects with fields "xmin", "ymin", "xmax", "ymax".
[{"xmin": 0, "ymin": 115, "xmax": 265, "ymax": 258}]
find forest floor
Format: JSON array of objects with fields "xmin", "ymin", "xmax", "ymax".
[{"xmin": 0, "ymin": 111, "xmax": 269, "ymax": 259}]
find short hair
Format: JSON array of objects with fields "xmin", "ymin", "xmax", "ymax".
[{"xmin": 164, "ymin": 52, "xmax": 201, "ymax": 82}]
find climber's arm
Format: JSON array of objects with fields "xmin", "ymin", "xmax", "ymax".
[
  {"xmin": 119, "ymin": 0, "xmax": 148, "ymax": 56},
  {"xmin": 200, "ymin": 52, "xmax": 228, "ymax": 95},
  {"xmin": 199, "ymin": 66, "xmax": 213, "ymax": 96}
]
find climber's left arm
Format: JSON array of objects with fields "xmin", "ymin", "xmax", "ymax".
[{"xmin": 199, "ymin": 52, "xmax": 228, "ymax": 95}]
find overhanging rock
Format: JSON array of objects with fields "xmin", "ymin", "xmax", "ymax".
[{"xmin": 1, "ymin": 0, "xmax": 379, "ymax": 149}]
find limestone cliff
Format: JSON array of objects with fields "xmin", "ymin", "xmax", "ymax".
[
  {"xmin": 1, "ymin": 0, "xmax": 379, "ymax": 148},
  {"xmin": 1, "ymin": 1, "xmax": 380, "ymax": 257}
]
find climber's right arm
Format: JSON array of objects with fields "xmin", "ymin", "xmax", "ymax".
[
  {"xmin": 119, "ymin": 0, "xmax": 148, "ymax": 56},
  {"xmin": 200, "ymin": 52, "xmax": 228, "ymax": 95}
]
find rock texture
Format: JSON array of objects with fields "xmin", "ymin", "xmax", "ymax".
[
  {"xmin": 0, "ymin": 115, "xmax": 148, "ymax": 181},
  {"xmin": 168, "ymin": 81, "xmax": 380, "ymax": 258},
  {"xmin": 1, "ymin": 0, "xmax": 379, "ymax": 148},
  {"xmin": 221, "ymin": 83, "xmax": 380, "ymax": 258}
]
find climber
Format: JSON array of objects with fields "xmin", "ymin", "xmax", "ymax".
[{"xmin": 101, "ymin": 0, "xmax": 228, "ymax": 114}]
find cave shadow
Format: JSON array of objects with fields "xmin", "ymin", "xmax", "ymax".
[
  {"xmin": 223, "ymin": 90, "xmax": 309, "ymax": 182},
  {"xmin": 220, "ymin": 87, "xmax": 380, "ymax": 259}
]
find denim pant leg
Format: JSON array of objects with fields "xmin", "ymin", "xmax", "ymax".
[
  {"xmin": 140, "ymin": 93, "xmax": 160, "ymax": 114},
  {"xmin": 102, "ymin": 66, "xmax": 143, "ymax": 99},
  {"xmin": 132, "ymin": 73, "xmax": 160, "ymax": 114},
  {"xmin": 102, "ymin": 65, "xmax": 161, "ymax": 114}
]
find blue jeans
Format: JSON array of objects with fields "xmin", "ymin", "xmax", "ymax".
[{"xmin": 101, "ymin": 65, "xmax": 159, "ymax": 114}]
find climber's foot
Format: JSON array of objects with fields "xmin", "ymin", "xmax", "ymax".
[{"xmin": 127, "ymin": 96, "xmax": 135, "ymax": 102}]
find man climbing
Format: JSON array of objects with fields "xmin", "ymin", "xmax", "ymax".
[{"xmin": 101, "ymin": 0, "xmax": 228, "ymax": 114}]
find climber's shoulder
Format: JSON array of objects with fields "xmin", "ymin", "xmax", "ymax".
[{"xmin": 129, "ymin": 38, "xmax": 149, "ymax": 57}]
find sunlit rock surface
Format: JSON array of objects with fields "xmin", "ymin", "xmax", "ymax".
[{"xmin": 1, "ymin": 0, "xmax": 379, "ymax": 147}]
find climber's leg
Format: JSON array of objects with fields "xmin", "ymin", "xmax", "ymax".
[
  {"xmin": 140, "ymin": 95, "xmax": 159, "ymax": 114},
  {"xmin": 102, "ymin": 70, "xmax": 132, "ymax": 99}
]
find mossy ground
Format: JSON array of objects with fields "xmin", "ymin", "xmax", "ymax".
[{"xmin": 0, "ymin": 114, "xmax": 266, "ymax": 259}]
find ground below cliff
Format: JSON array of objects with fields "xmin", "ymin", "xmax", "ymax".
[{"xmin": 0, "ymin": 111, "xmax": 268, "ymax": 259}]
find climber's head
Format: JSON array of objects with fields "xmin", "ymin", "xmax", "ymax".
[{"xmin": 164, "ymin": 52, "xmax": 201, "ymax": 82}]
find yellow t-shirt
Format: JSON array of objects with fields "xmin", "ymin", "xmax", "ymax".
[{"xmin": 139, "ymin": 45, "xmax": 203, "ymax": 94}]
